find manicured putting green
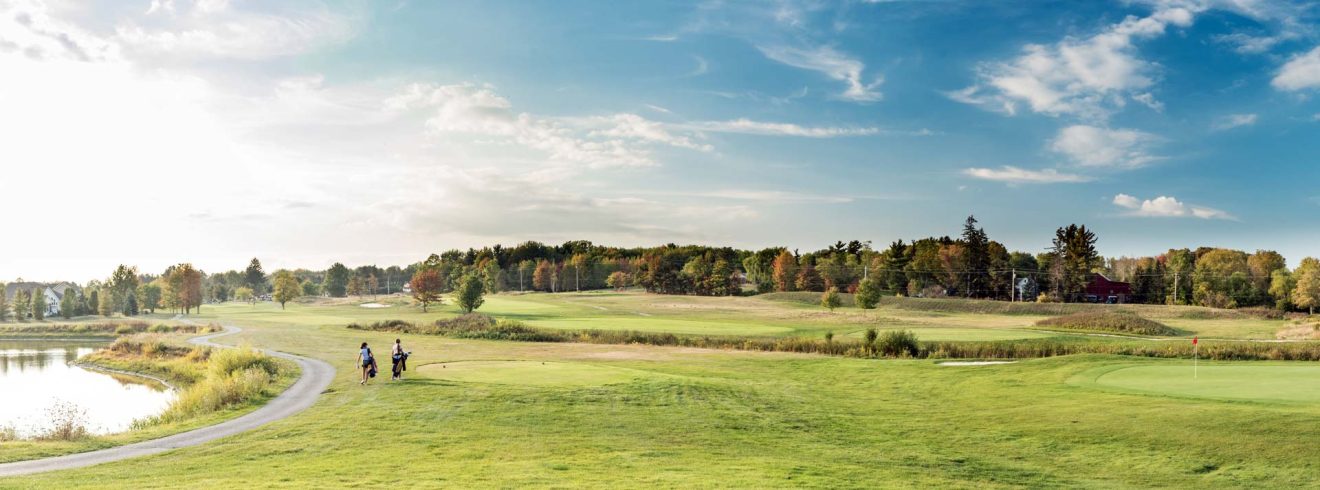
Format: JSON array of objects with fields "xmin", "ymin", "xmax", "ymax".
[
  {"xmin": 1094, "ymin": 364, "xmax": 1320, "ymax": 403},
  {"xmin": 417, "ymin": 360, "xmax": 649, "ymax": 386}
]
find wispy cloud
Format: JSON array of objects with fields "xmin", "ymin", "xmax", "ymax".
[
  {"xmin": 962, "ymin": 166, "xmax": 1091, "ymax": 184},
  {"xmin": 686, "ymin": 118, "xmax": 884, "ymax": 137},
  {"xmin": 1211, "ymin": 113, "xmax": 1258, "ymax": 131},
  {"xmin": 951, "ymin": 6, "xmax": 1196, "ymax": 119},
  {"xmin": 1112, "ymin": 194, "xmax": 1234, "ymax": 220},
  {"xmin": 1051, "ymin": 125, "xmax": 1161, "ymax": 169},
  {"xmin": 757, "ymin": 44, "xmax": 881, "ymax": 102},
  {"xmin": 1272, "ymin": 45, "xmax": 1320, "ymax": 91}
]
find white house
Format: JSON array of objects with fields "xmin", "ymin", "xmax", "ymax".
[{"xmin": 42, "ymin": 284, "xmax": 70, "ymax": 317}]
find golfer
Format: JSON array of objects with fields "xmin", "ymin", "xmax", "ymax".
[
  {"xmin": 358, "ymin": 342, "xmax": 375, "ymax": 385},
  {"xmin": 391, "ymin": 338, "xmax": 408, "ymax": 381}
]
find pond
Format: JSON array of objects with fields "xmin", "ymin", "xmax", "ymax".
[{"xmin": 0, "ymin": 340, "xmax": 176, "ymax": 439}]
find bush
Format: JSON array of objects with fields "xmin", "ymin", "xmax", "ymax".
[
  {"xmin": 37, "ymin": 400, "xmax": 90, "ymax": 441},
  {"xmin": 877, "ymin": 330, "xmax": 920, "ymax": 357},
  {"xmin": 1036, "ymin": 311, "xmax": 1179, "ymax": 336},
  {"xmin": 855, "ymin": 279, "xmax": 881, "ymax": 309}
]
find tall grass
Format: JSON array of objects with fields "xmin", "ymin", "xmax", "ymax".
[
  {"xmin": 140, "ymin": 347, "xmax": 284, "ymax": 425},
  {"xmin": 349, "ymin": 314, "xmax": 1320, "ymax": 362},
  {"xmin": 0, "ymin": 321, "xmax": 216, "ymax": 338},
  {"xmin": 1036, "ymin": 311, "xmax": 1179, "ymax": 336}
]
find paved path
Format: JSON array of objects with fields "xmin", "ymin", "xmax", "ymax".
[{"xmin": 0, "ymin": 324, "xmax": 335, "ymax": 478}]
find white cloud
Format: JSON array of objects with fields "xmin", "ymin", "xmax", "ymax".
[
  {"xmin": 688, "ymin": 118, "xmax": 883, "ymax": 137},
  {"xmin": 952, "ymin": 6, "xmax": 1196, "ymax": 119},
  {"xmin": 1112, "ymin": 194, "xmax": 1234, "ymax": 220},
  {"xmin": 1211, "ymin": 113, "xmax": 1258, "ymax": 130},
  {"xmin": 1214, "ymin": 32, "xmax": 1285, "ymax": 54},
  {"xmin": 115, "ymin": 1, "xmax": 358, "ymax": 60},
  {"xmin": 757, "ymin": 44, "xmax": 882, "ymax": 102},
  {"xmin": 589, "ymin": 113, "xmax": 713, "ymax": 152},
  {"xmin": 1051, "ymin": 125, "xmax": 1160, "ymax": 168},
  {"xmin": 1132, "ymin": 92, "xmax": 1164, "ymax": 111},
  {"xmin": 1272, "ymin": 46, "xmax": 1320, "ymax": 91},
  {"xmin": 962, "ymin": 166, "xmax": 1092, "ymax": 184}
]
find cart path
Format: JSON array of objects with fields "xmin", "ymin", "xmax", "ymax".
[{"xmin": 0, "ymin": 324, "xmax": 335, "ymax": 478}]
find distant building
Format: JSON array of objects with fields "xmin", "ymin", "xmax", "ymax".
[
  {"xmin": 3, "ymin": 282, "xmax": 70, "ymax": 317},
  {"xmin": 1085, "ymin": 274, "xmax": 1130, "ymax": 304},
  {"xmin": 44, "ymin": 284, "xmax": 71, "ymax": 317}
]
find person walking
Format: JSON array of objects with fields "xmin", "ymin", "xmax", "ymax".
[
  {"xmin": 358, "ymin": 342, "xmax": 375, "ymax": 385},
  {"xmin": 391, "ymin": 338, "xmax": 407, "ymax": 380}
]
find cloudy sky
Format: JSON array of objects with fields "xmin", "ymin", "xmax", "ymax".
[{"xmin": 2, "ymin": 0, "xmax": 1319, "ymax": 281}]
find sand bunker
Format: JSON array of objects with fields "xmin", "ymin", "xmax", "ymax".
[
  {"xmin": 359, "ymin": 303, "xmax": 390, "ymax": 308},
  {"xmin": 937, "ymin": 361, "xmax": 1018, "ymax": 366}
]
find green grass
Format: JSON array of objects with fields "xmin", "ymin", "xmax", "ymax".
[
  {"xmin": 1035, "ymin": 311, "xmax": 1180, "ymax": 336},
  {"xmin": 6, "ymin": 292, "xmax": 1318, "ymax": 487},
  {"xmin": 1077, "ymin": 363, "xmax": 1320, "ymax": 403},
  {"xmin": 417, "ymin": 360, "xmax": 657, "ymax": 387}
]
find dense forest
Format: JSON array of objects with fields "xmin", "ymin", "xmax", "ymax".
[{"xmin": 3, "ymin": 216, "xmax": 1319, "ymax": 320}]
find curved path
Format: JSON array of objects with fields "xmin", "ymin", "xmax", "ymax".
[{"xmin": 0, "ymin": 325, "xmax": 335, "ymax": 477}]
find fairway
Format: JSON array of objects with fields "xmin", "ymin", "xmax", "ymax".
[
  {"xmin": 1089, "ymin": 364, "xmax": 1320, "ymax": 403},
  {"xmin": 524, "ymin": 317, "xmax": 793, "ymax": 336},
  {"xmin": 843, "ymin": 327, "xmax": 1055, "ymax": 341},
  {"xmin": 417, "ymin": 360, "xmax": 654, "ymax": 386}
]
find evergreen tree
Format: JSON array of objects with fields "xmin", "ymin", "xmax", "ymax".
[
  {"xmin": 60, "ymin": 290, "xmax": 77, "ymax": 319},
  {"xmin": 12, "ymin": 289, "xmax": 29, "ymax": 320},
  {"xmin": 98, "ymin": 288, "xmax": 114, "ymax": 317},
  {"xmin": 122, "ymin": 291, "xmax": 138, "ymax": 316},
  {"xmin": 0, "ymin": 283, "xmax": 8, "ymax": 321},
  {"xmin": 855, "ymin": 277, "xmax": 881, "ymax": 309},
  {"xmin": 244, "ymin": 258, "xmax": 267, "ymax": 294},
  {"xmin": 31, "ymin": 289, "xmax": 45, "ymax": 320},
  {"xmin": 961, "ymin": 215, "xmax": 990, "ymax": 298}
]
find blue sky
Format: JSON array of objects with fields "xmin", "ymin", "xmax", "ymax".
[{"xmin": 1, "ymin": 0, "xmax": 1319, "ymax": 280}]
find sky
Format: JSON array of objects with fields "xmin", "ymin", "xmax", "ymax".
[{"xmin": 2, "ymin": 0, "xmax": 1319, "ymax": 282}]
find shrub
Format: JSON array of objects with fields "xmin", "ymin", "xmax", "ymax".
[
  {"xmin": 37, "ymin": 400, "xmax": 90, "ymax": 441},
  {"xmin": 855, "ymin": 278, "xmax": 881, "ymax": 309},
  {"xmin": 1036, "ymin": 311, "xmax": 1178, "ymax": 336},
  {"xmin": 877, "ymin": 330, "xmax": 920, "ymax": 357},
  {"xmin": 821, "ymin": 287, "xmax": 842, "ymax": 311}
]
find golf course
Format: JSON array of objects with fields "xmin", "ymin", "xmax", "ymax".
[{"xmin": 4, "ymin": 291, "xmax": 1319, "ymax": 488}]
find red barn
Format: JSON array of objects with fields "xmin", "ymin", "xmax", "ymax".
[{"xmin": 1085, "ymin": 273, "xmax": 1131, "ymax": 304}]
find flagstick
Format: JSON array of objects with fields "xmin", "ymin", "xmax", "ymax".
[{"xmin": 1194, "ymin": 342, "xmax": 1198, "ymax": 380}]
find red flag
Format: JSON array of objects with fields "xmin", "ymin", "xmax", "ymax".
[{"xmin": 1192, "ymin": 336, "xmax": 1198, "ymax": 345}]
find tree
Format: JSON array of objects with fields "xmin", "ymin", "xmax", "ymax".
[
  {"xmin": 301, "ymin": 280, "xmax": 320, "ymax": 297},
  {"xmin": 856, "ymin": 277, "xmax": 881, "ymax": 309},
  {"xmin": 12, "ymin": 289, "xmax": 30, "ymax": 321},
  {"xmin": 771, "ymin": 250, "xmax": 799, "ymax": 292},
  {"xmin": 167, "ymin": 264, "xmax": 204, "ymax": 314},
  {"xmin": 137, "ymin": 283, "xmax": 162, "ymax": 314},
  {"xmin": 961, "ymin": 215, "xmax": 990, "ymax": 298},
  {"xmin": 365, "ymin": 274, "xmax": 380, "ymax": 299},
  {"xmin": 244, "ymin": 258, "xmax": 267, "ymax": 295},
  {"xmin": 1292, "ymin": 258, "xmax": 1320, "ymax": 315},
  {"xmin": 86, "ymin": 289, "xmax": 99, "ymax": 317},
  {"xmin": 606, "ymin": 271, "xmax": 630, "ymax": 291},
  {"xmin": 121, "ymin": 291, "xmax": 138, "ymax": 316},
  {"xmin": 532, "ymin": 260, "xmax": 555, "ymax": 292},
  {"xmin": 347, "ymin": 274, "xmax": 363, "ymax": 297},
  {"xmin": 0, "ymin": 283, "xmax": 8, "ymax": 321},
  {"xmin": 410, "ymin": 269, "xmax": 444, "ymax": 312},
  {"xmin": 234, "ymin": 286, "xmax": 255, "ymax": 304},
  {"xmin": 1269, "ymin": 268, "xmax": 1295, "ymax": 311},
  {"xmin": 323, "ymin": 263, "xmax": 349, "ymax": 297},
  {"xmin": 795, "ymin": 260, "xmax": 824, "ymax": 292},
  {"xmin": 60, "ymin": 290, "xmax": 77, "ymax": 319},
  {"xmin": 31, "ymin": 289, "xmax": 45, "ymax": 320},
  {"xmin": 569, "ymin": 254, "xmax": 590, "ymax": 291},
  {"xmin": 455, "ymin": 274, "xmax": 486, "ymax": 313},
  {"xmin": 97, "ymin": 288, "xmax": 113, "ymax": 317},
  {"xmin": 109, "ymin": 265, "xmax": 139, "ymax": 313},
  {"xmin": 1051, "ymin": 224, "xmax": 1099, "ymax": 302},
  {"xmin": 272, "ymin": 270, "xmax": 302, "ymax": 310},
  {"xmin": 821, "ymin": 287, "xmax": 842, "ymax": 311}
]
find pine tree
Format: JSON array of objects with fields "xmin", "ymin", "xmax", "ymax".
[
  {"xmin": 961, "ymin": 216, "xmax": 990, "ymax": 298},
  {"xmin": 30, "ymin": 289, "xmax": 45, "ymax": 320},
  {"xmin": 0, "ymin": 283, "xmax": 8, "ymax": 321},
  {"xmin": 12, "ymin": 289, "xmax": 29, "ymax": 321},
  {"xmin": 60, "ymin": 290, "xmax": 77, "ymax": 319}
]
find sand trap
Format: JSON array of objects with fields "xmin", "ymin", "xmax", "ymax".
[
  {"xmin": 417, "ymin": 360, "xmax": 650, "ymax": 387},
  {"xmin": 359, "ymin": 303, "xmax": 390, "ymax": 308},
  {"xmin": 938, "ymin": 361, "xmax": 1018, "ymax": 366}
]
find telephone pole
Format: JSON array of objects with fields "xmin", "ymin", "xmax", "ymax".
[{"xmin": 1011, "ymin": 269, "xmax": 1017, "ymax": 302}]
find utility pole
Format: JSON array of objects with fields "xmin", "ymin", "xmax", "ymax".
[
  {"xmin": 1173, "ymin": 272, "xmax": 1179, "ymax": 305},
  {"xmin": 1011, "ymin": 269, "xmax": 1017, "ymax": 302}
]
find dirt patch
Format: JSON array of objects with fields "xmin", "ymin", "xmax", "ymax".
[{"xmin": 1276, "ymin": 323, "xmax": 1320, "ymax": 340}]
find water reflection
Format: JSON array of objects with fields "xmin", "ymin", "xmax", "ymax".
[{"xmin": 0, "ymin": 340, "xmax": 176, "ymax": 439}]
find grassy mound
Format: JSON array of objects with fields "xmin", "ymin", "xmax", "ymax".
[{"xmin": 1035, "ymin": 311, "xmax": 1178, "ymax": 336}]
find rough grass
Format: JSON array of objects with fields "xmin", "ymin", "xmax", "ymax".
[
  {"xmin": 1036, "ymin": 311, "xmax": 1179, "ymax": 336},
  {"xmin": 0, "ymin": 321, "xmax": 216, "ymax": 338}
]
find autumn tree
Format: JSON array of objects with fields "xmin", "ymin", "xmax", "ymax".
[
  {"xmin": 607, "ymin": 271, "xmax": 630, "ymax": 291},
  {"xmin": 272, "ymin": 270, "xmax": 302, "ymax": 310},
  {"xmin": 821, "ymin": 287, "xmax": 842, "ymax": 312},
  {"xmin": 796, "ymin": 260, "xmax": 824, "ymax": 292},
  {"xmin": 347, "ymin": 274, "xmax": 363, "ymax": 297},
  {"xmin": 109, "ymin": 264, "xmax": 139, "ymax": 313},
  {"xmin": 97, "ymin": 288, "xmax": 113, "ymax": 317},
  {"xmin": 1269, "ymin": 268, "xmax": 1295, "ymax": 311},
  {"xmin": 771, "ymin": 250, "xmax": 798, "ymax": 292},
  {"xmin": 532, "ymin": 260, "xmax": 555, "ymax": 292},
  {"xmin": 1051, "ymin": 224, "xmax": 1099, "ymax": 302},
  {"xmin": 410, "ymin": 269, "xmax": 444, "ymax": 312},
  {"xmin": 234, "ymin": 286, "xmax": 255, "ymax": 304},
  {"xmin": 1292, "ymin": 258, "xmax": 1320, "ymax": 314},
  {"xmin": 455, "ymin": 274, "xmax": 486, "ymax": 313}
]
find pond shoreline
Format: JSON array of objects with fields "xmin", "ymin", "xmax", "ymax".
[{"xmin": 69, "ymin": 361, "xmax": 179, "ymax": 392}]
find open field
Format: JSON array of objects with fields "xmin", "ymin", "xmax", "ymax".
[{"xmin": 5, "ymin": 292, "xmax": 1320, "ymax": 487}]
